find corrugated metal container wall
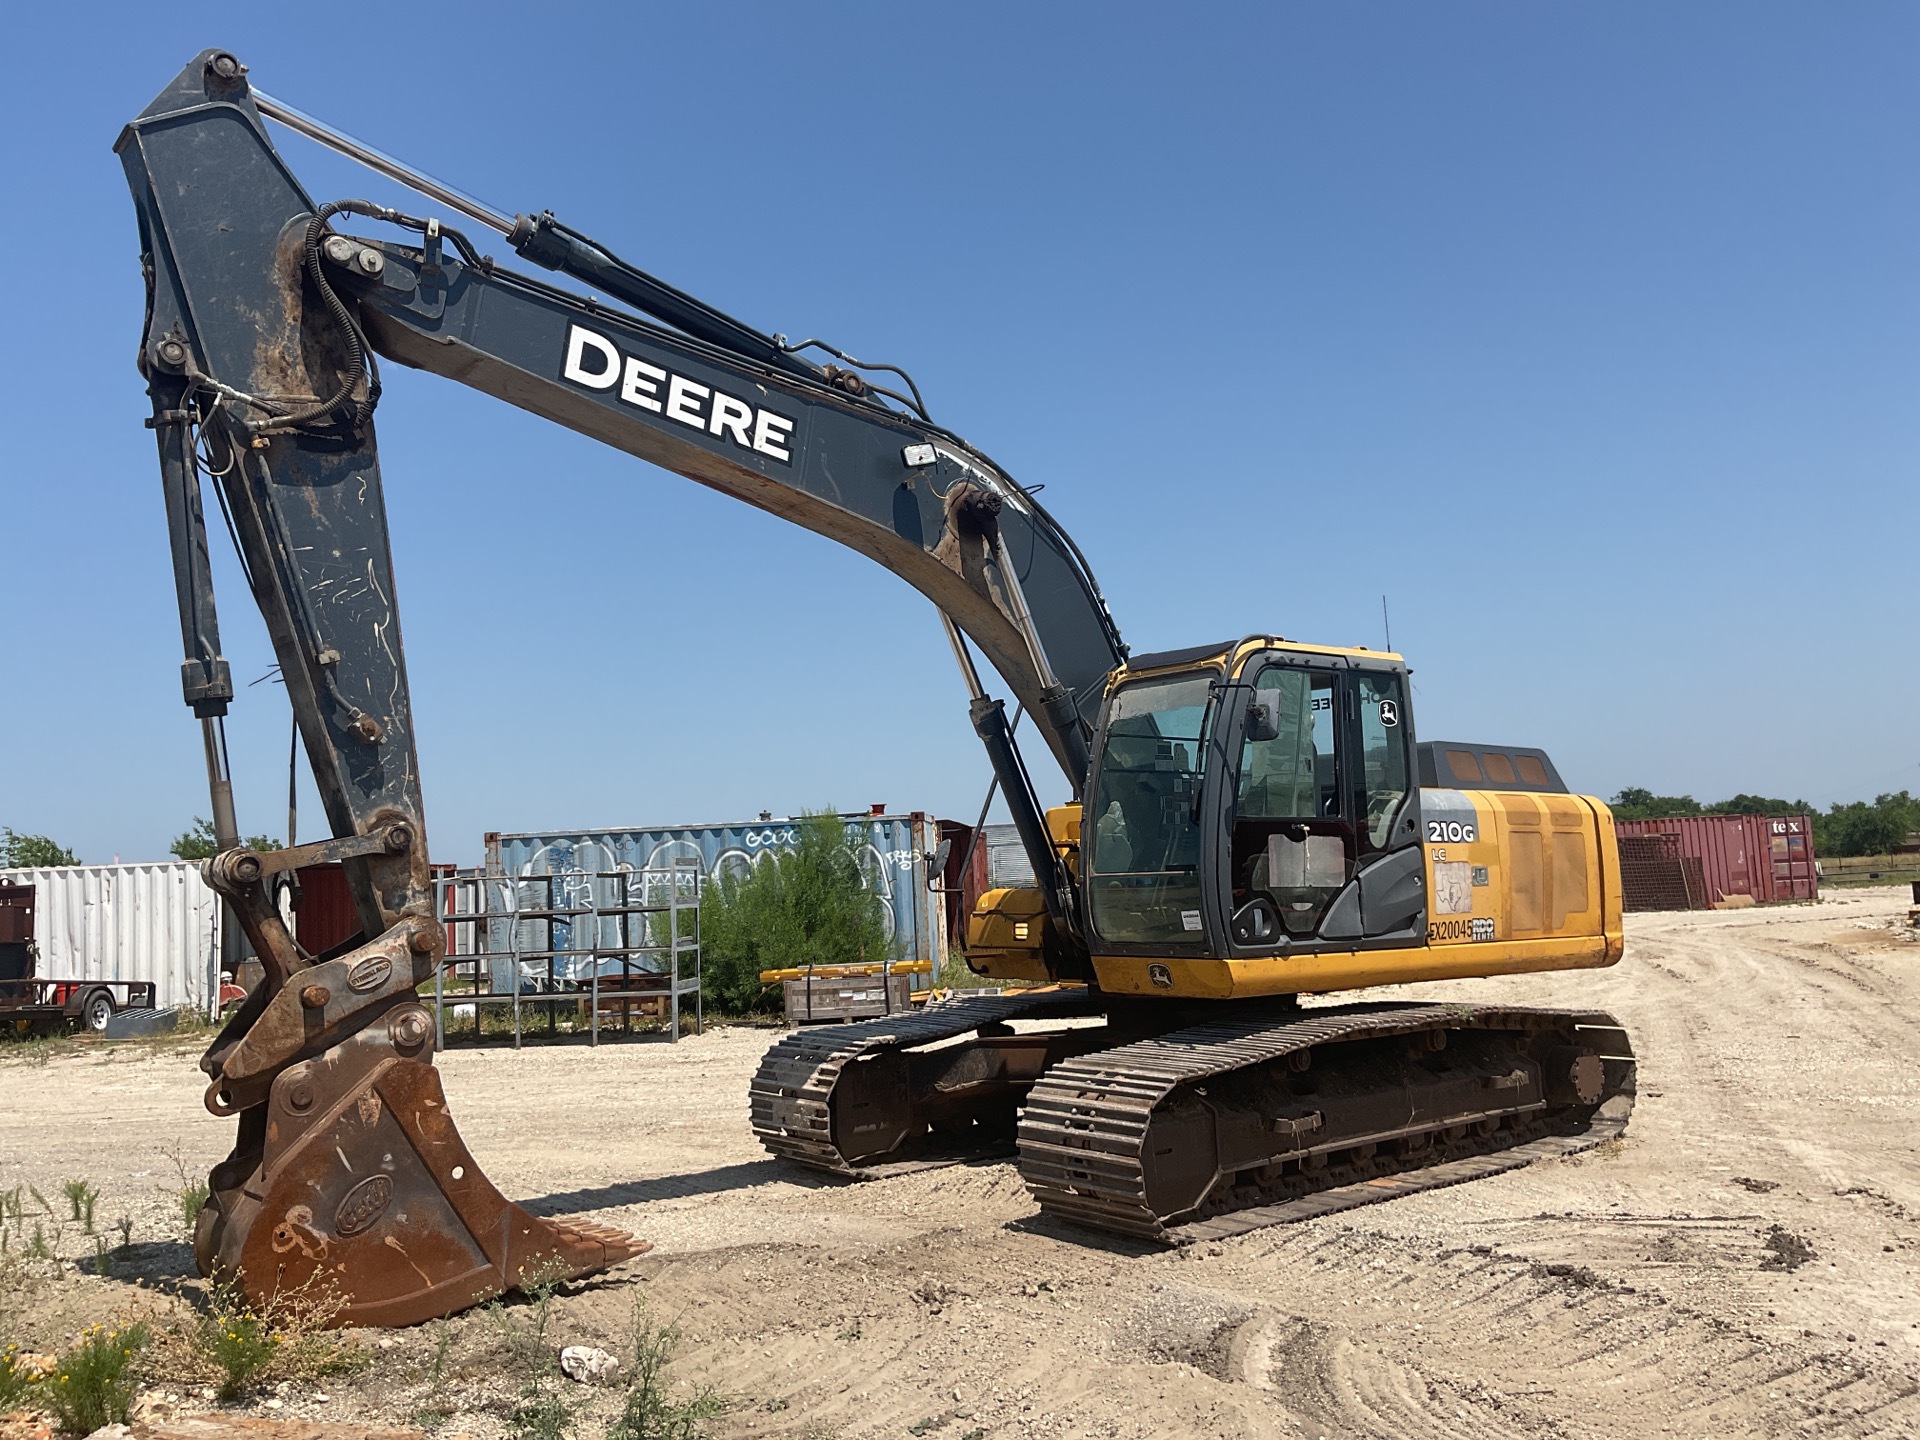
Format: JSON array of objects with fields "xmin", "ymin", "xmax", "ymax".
[
  {"xmin": 1613, "ymin": 815, "xmax": 1817, "ymax": 904},
  {"xmin": 292, "ymin": 862, "xmax": 457, "ymax": 956},
  {"xmin": 291, "ymin": 864, "xmax": 357, "ymax": 956},
  {"xmin": 985, "ymin": 825, "xmax": 1038, "ymax": 890},
  {"xmin": 1760, "ymin": 815, "xmax": 1819, "ymax": 899},
  {"xmin": 0, "ymin": 862, "xmax": 222, "ymax": 1015},
  {"xmin": 956, "ymin": 824, "xmax": 1039, "ymax": 937},
  {"xmin": 487, "ymin": 813, "xmax": 946, "ymax": 975}
]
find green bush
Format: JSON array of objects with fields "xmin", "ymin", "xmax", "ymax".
[
  {"xmin": 60, "ymin": 1180, "xmax": 98, "ymax": 1234},
  {"xmin": 157, "ymin": 1275, "xmax": 356, "ymax": 1404},
  {"xmin": 43, "ymin": 1322, "xmax": 150, "ymax": 1434},
  {"xmin": 698, "ymin": 812, "xmax": 893, "ymax": 1014},
  {"xmin": 0, "ymin": 1343, "xmax": 36, "ymax": 1409},
  {"xmin": 164, "ymin": 1146, "xmax": 211, "ymax": 1239},
  {"xmin": 609, "ymin": 1297, "xmax": 721, "ymax": 1440},
  {"xmin": 486, "ymin": 1278, "xmax": 575, "ymax": 1440},
  {"xmin": 197, "ymin": 1286, "xmax": 278, "ymax": 1401},
  {"xmin": 177, "ymin": 1181, "xmax": 210, "ymax": 1239}
]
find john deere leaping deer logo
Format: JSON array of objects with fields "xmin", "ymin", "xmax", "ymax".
[{"xmin": 335, "ymin": 1174, "xmax": 394, "ymax": 1237}]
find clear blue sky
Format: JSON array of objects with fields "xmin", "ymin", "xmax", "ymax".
[{"xmin": 2, "ymin": 3, "xmax": 1914, "ymax": 866}]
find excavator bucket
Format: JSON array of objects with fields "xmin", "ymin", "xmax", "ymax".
[{"xmin": 196, "ymin": 1004, "xmax": 646, "ymax": 1328}]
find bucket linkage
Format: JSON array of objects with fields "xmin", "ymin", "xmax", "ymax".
[{"xmin": 196, "ymin": 840, "xmax": 644, "ymax": 1328}]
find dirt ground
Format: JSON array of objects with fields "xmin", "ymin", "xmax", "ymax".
[{"xmin": 2, "ymin": 889, "xmax": 1917, "ymax": 1439}]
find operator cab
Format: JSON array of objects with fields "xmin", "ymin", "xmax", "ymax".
[{"xmin": 1081, "ymin": 637, "xmax": 1425, "ymax": 959}]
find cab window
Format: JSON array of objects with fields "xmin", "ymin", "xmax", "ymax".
[
  {"xmin": 1237, "ymin": 669, "xmax": 1337, "ymax": 820},
  {"xmin": 1356, "ymin": 672, "xmax": 1410, "ymax": 850},
  {"xmin": 1231, "ymin": 666, "xmax": 1345, "ymax": 938},
  {"xmin": 1085, "ymin": 674, "xmax": 1213, "ymax": 946}
]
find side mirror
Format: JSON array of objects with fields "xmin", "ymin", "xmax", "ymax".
[
  {"xmin": 927, "ymin": 837, "xmax": 953, "ymax": 889},
  {"xmin": 1245, "ymin": 701, "xmax": 1279, "ymax": 743}
]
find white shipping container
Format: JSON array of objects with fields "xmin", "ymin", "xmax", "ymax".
[{"xmin": 0, "ymin": 861, "xmax": 222, "ymax": 1018}]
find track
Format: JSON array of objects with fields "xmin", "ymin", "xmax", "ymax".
[
  {"xmin": 1018, "ymin": 1000, "xmax": 1636, "ymax": 1242},
  {"xmin": 754, "ymin": 990, "xmax": 1635, "ymax": 1244},
  {"xmin": 748, "ymin": 988, "xmax": 1102, "ymax": 1174}
]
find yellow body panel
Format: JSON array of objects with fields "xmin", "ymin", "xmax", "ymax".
[
  {"xmin": 965, "ymin": 886, "xmax": 1055, "ymax": 982},
  {"xmin": 1092, "ymin": 935, "xmax": 1614, "ymax": 999},
  {"xmin": 1090, "ymin": 791, "xmax": 1624, "ymax": 1001},
  {"xmin": 1046, "ymin": 803, "xmax": 1083, "ymax": 884}
]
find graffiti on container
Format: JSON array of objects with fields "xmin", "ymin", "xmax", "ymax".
[{"xmin": 491, "ymin": 814, "xmax": 937, "ymax": 973}]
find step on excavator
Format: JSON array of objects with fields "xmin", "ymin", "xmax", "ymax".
[{"xmin": 119, "ymin": 51, "xmax": 1634, "ymax": 1326}]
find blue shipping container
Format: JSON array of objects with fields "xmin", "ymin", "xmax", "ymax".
[{"xmin": 484, "ymin": 812, "xmax": 945, "ymax": 986}]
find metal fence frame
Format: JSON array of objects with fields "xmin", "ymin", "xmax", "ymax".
[{"xmin": 432, "ymin": 862, "xmax": 701, "ymax": 1047}]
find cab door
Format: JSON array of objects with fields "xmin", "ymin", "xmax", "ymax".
[
  {"xmin": 1335, "ymin": 668, "xmax": 1425, "ymax": 942},
  {"xmin": 1219, "ymin": 659, "xmax": 1424, "ymax": 952}
]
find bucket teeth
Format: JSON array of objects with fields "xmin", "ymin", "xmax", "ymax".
[
  {"xmin": 198, "ymin": 1025, "xmax": 649, "ymax": 1328},
  {"xmin": 541, "ymin": 1218, "xmax": 650, "ymax": 1269}
]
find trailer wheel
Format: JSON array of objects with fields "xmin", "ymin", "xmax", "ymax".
[{"xmin": 82, "ymin": 989, "xmax": 115, "ymax": 1033}]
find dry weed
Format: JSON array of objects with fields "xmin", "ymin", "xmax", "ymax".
[{"xmin": 146, "ymin": 1273, "xmax": 365, "ymax": 1402}]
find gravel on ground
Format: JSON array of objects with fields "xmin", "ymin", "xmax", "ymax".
[{"xmin": 2, "ymin": 889, "xmax": 1916, "ymax": 1439}]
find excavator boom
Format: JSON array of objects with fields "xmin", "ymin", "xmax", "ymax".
[{"xmin": 118, "ymin": 50, "xmax": 1124, "ymax": 1324}]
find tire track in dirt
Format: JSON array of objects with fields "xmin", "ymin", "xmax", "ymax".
[
  {"xmin": 610, "ymin": 1209, "xmax": 1920, "ymax": 1439},
  {"xmin": 1191, "ymin": 1226, "xmax": 1920, "ymax": 1439},
  {"xmin": 631, "ymin": 1232, "xmax": 1289, "ymax": 1438}
]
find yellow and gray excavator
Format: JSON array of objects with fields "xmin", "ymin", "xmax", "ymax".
[{"xmin": 119, "ymin": 51, "xmax": 1632, "ymax": 1325}]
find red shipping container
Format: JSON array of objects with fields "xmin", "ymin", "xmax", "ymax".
[
  {"xmin": 292, "ymin": 862, "xmax": 457, "ymax": 957},
  {"xmin": 1613, "ymin": 814, "xmax": 1817, "ymax": 905},
  {"xmin": 291, "ymin": 864, "xmax": 357, "ymax": 956}
]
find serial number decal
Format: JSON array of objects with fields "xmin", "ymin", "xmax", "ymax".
[
  {"xmin": 1430, "ymin": 916, "xmax": 1498, "ymax": 943},
  {"xmin": 1427, "ymin": 820, "xmax": 1477, "ymax": 844},
  {"xmin": 560, "ymin": 323, "xmax": 798, "ymax": 464}
]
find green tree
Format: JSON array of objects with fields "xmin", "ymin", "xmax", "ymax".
[
  {"xmin": 1819, "ymin": 791, "xmax": 1920, "ymax": 859},
  {"xmin": 698, "ymin": 811, "xmax": 893, "ymax": 1013},
  {"xmin": 170, "ymin": 817, "xmax": 283, "ymax": 861},
  {"xmin": 1704, "ymin": 793, "xmax": 1814, "ymax": 817},
  {"xmin": 1608, "ymin": 785, "xmax": 1920, "ymax": 860},
  {"xmin": 0, "ymin": 828, "xmax": 80, "ymax": 867},
  {"xmin": 1608, "ymin": 788, "xmax": 1703, "ymax": 822}
]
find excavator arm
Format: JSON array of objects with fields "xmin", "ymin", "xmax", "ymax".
[{"xmin": 117, "ymin": 50, "xmax": 1124, "ymax": 1324}]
